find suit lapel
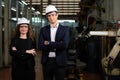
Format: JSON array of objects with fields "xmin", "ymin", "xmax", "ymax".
[
  {"xmin": 46, "ymin": 25, "xmax": 51, "ymax": 41},
  {"xmin": 55, "ymin": 25, "xmax": 61, "ymax": 41}
]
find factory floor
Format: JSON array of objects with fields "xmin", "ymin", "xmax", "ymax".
[{"xmin": 0, "ymin": 53, "xmax": 102, "ymax": 80}]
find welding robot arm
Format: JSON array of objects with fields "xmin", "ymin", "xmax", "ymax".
[{"xmin": 89, "ymin": 28, "xmax": 120, "ymax": 75}]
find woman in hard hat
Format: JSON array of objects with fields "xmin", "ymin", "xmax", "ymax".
[
  {"xmin": 10, "ymin": 17, "xmax": 36, "ymax": 80},
  {"xmin": 38, "ymin": 5, "xmax": 70, "ymax": 80}
]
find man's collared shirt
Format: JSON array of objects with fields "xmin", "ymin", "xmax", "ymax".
[{"xmin": 48, "ymin": 23, "xmax": 59, "ymax": 58}]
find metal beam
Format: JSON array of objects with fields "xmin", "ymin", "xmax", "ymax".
[
  {"xmin": 4, "ymin": 0, "xmax": 9, "ymax": 66},
  {"xmin": 0, "ymin": 0, "xmax": 3, "ymax": 67}
]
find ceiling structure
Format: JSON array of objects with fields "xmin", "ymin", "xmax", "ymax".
[
  {"xmin": 24, "ymin": 0, "xmax": 81, "ymax": 16},
  {"xmin": 24, "ymin": 0, "xmax": 103, "ymax": 21}
]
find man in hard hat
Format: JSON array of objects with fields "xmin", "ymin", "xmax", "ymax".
[{"xmin": 38, "ymin": 5, "xmax": 70, "ymax": 80}]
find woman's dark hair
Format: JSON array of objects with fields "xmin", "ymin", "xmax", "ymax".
[{"xmin": 13, "ymin": 24, "xmax": 35, "ymax": 41}]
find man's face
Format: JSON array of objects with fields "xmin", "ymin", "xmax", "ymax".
[{"xmin": 47, "ymin": 12, "xmax": 58, "ymax": 24}]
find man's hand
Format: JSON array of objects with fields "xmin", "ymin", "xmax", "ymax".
[{"xmin": 44, "ymin": 40, "xmax": 49, "ymax": 45}]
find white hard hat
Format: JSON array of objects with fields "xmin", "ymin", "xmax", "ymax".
[
  {"xmin": 17, "ymin": 17, "xmax": 30, "ymax": 25},
  {"xmin": 45, "ymin": 5, "xmax": 57, "ymax": 14}
]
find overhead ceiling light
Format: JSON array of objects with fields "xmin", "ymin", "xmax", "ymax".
[
  {"xmin": 21, "ymin": 0, "xmax": 27, "ymax": 5},
  {"xmin": 32, "ymin": 7, "xmax": 35, "ymax": 11},
  {"xmin": 2, "ymin": 1, "xmax": 4, "ymax": 7},
  {"xmin": 11, "ymin": 7, "xmax": 16, "ymax": 11},
  {"xmin": 36, "ymin": 11, "xmax": 40, "ymax": 14}
]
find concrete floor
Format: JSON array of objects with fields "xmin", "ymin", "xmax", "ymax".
[{"xmin": 0, "ymin": 53, "xmax": 101, "ymax": 80}]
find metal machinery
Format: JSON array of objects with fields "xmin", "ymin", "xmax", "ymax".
[{"xmin": 89, "ymin": 24, "xmax": 120, "ymax": 76}]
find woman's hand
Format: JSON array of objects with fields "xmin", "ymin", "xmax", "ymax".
[
  {"xmin": 26, "ymin": 49, "xmax": 36, "ymax": 56},
  {"xmin": 12, "ymin": 46, "xmax": 17, "ymax": 51}
]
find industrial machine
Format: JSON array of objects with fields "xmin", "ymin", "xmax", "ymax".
[{"xmin": 89, "ymin": 25, "xmax": 120, "ymax": 76}]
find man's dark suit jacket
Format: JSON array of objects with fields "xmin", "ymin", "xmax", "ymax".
[{"xmin": 38, "ymin": 24, "xmax": 69, "ymax": 66}]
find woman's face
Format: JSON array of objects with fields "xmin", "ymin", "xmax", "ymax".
[{"xmin": 19, "ymin": 24, "xmax": 29, "ymax": 35}]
